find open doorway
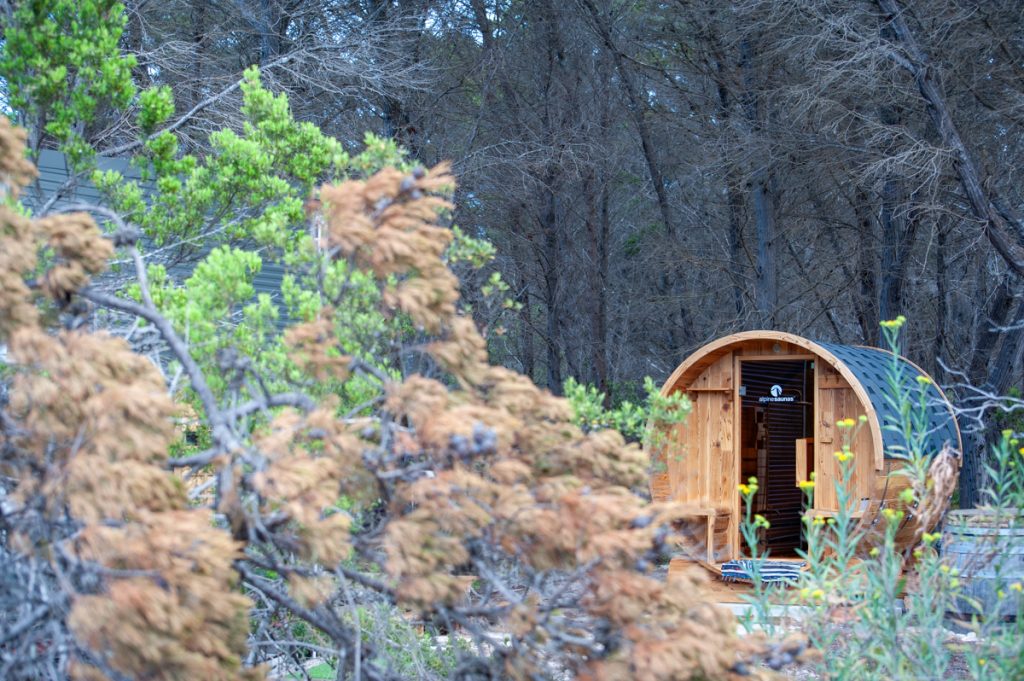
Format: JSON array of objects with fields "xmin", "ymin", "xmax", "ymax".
[{"xmin": 739, "ymin": 359, "xmax": 814, "ymax": 556}]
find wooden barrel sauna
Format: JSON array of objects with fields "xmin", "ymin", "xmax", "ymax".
[
  {"xmin": 942, "ymin": 509, "xmax": 1024, "ymax": 619},
  {"xmin": 648, "ymin": 331, "xmax": 961, "ymax": 572}
]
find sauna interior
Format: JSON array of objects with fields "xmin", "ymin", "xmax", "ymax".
[{"xmin": 739, "ymin": 358, "xmax": 813, "ymax": 556}]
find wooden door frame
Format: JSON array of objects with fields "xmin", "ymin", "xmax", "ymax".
[{"xmin": 732, "ymin": 354, "xmax": 818, "ymax": 560}]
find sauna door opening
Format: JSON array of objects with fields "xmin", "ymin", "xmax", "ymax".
[{"xmin": 739, "ymin": 359, "xmax": 814, "ymax": 557}]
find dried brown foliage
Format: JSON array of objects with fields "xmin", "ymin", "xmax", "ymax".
[
  {"xmin": 913, "ymin": 444, "xmax": 960, "ymax": 543},
  {"xmin": 0, "ymin": 113, "xmax": 756, "ymax": 680},
  {"xmin": 312, "ymin": 162, "xmax": 749, "ymax": 680},
  {"xmin": 0, "ymin": 116, "xmax": 258, "ymax": 681},
  {"xmin": 0, "ymin": 123, "xmax": 37, "ymax": 333},
  {"xmin": 68, "ymin": 513, "xmax": 254, "ymax": 681},
  {"xmin": 319, "ymin": 165, "xmax": 458, "ymax": 333}
]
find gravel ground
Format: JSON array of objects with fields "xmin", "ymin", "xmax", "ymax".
[{"xmin": 654, "ymin": 560, "xmax": 989, "ymax": 679}]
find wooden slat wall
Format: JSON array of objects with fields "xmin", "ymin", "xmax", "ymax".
[
  {"xmin": 668, "ymin": 352, "xmax": 735, "ymax": 505},
  {"xmin": 666, "ymin": 413, "xmax": 694, "ymax": 503},
  {"xmin": 816, "ymin": 365, "xmax": 875, "ymax": 510},
  {"xmin": 650, "ymin": 471, "xmax": 671, "ymax": 502},
  {"xmin": 665, "ymin": 352, "xmax": 735, "ymax": 559}
]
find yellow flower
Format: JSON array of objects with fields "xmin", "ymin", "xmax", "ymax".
[
  {"xmin": 797, "ymin": 479, "xmax": 815, "ymax": 490},
  {"xmin": 880, "ymin": 316, "xmax": 907, "ymax": 329},
  {"xmin": 754, "ymin": 514, "xmax": 770, "ymax": 529},
  {"xmin": 899, "ymin": 488, "xmax": 916, "ymax": 504},
  {"xmin": 922, "ymin": 532, "xmax": 941, "ymax": 545},
  {"xmin": 940, "ymin": 565, "xmax": 951, "ymax": 574},
  {"xmin": 858, "ymin": 414, "xmax": 868, "ymax": 423},
  {"xmin": 869, "ymin": 547, "xmax": 880, "ymax": 557},
  {"xmin": 738, "ymin": 484, "xmax": 750, "ymax": 495},
  {"xmin": 979, "ymin": 659, "xmax": 986, "ymax": 667},
  {"xmin": 881, "ymin": 508, "xmax": 904, "ymax": 523},
  {"xmin": 1011, "ymin": 582, "xmax": 1023, "ymax": 593},
  {"xmin": 834, "ymin": 450, "xmax": 852, "ymax": 463},
  {"xmin": 913, "ymin": 549, "xmax": 923, "ymax": 559},
  {"xmin": 915, "ymin": 375, "xmax": 932, "ymax": 386},
  {"xmin": 811, "ymin": 589, "xmax": 825, "ymax": 600},
  {"xmin": 950, "ymin": 578, "xmax": 960, "ymax": 588}
]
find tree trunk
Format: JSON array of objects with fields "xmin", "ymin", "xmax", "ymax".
[
  {"xmin": 726, "ymin": 167, "xmax": 747, "ymax": 317},
  {"xmin": 124, "ymin": 1, "xmax": 151, "ymax": 88},
  {"xmin": 537, "ymin": 184, "xmax": 563, "ymax": 393},
  {"xmin": 877, "ymin": 182, "xmax": 918, "ymax": 324},
  {"xmin": 878, "ymin": 0, "xmax": 1024, "ymax": 276},
  {"xmin": 583, "ymin": 165, "xmax": 610, "ymax": 401},
  {"xmin": 877, "ymin": 0, "xmax": 1024, "ymax": 504},
  {"xmin": 538, "ymin": 1, "xmax": 566, "ymax": 393},
  {"xmin": 962, "ymin": 297, "xmax": 1024, "ymax": 508},
  {"xmin": 876, "ymin": 54, "xmax": 916, "ymax": 324},
  {"xmin": 967, "ymin": 283, "xmax": 1014, "ymax": 387},
  {"xmin": 933, "ymin": 220, "xmax": 949, "ymax": 381},
  {"xmin": 518, "ymin": 281, "xmax": 536, "ymax": 383},
  {"xmin": 190, "ymin": 0, "xmax": 208, "ymax": 110},
  {"xmin": 579, "ymin": 0, "xmax": 674, "ymax": 235},
  {"xmin": 853, "ymin": 188, "xmax": 880, "ymax": 345},
  {"xmin": 752, "ymin": 176, "xmax": 777, "ymax": 325},
  {"xmin": 739, "ymin": 38, "xmax": 777, "ymax": 325},
  {"xmin": 703, "ymin": 19, "xmax": 748, "ymax": 318}
]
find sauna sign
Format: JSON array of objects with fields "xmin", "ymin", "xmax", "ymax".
[{"xmin": 758, "ymin": 384, "xmax": 796, "ymax": 404}]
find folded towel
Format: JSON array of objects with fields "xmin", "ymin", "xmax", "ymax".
[{"xmin": 721, "ymin": 559, "xmax": 805, "ymax": 584}]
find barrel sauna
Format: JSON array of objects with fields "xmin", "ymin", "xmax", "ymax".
[{"xmin": 648, "ymin": 331, "xmax": 961, "ymax": 575}]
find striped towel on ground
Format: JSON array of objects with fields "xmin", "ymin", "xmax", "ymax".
[{"xmin": 720, "ymin": 560, "xmax": 805, "ymax": 584}]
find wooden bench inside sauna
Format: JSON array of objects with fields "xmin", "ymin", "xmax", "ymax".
[{"xmin": 648, "ymin": 331, "xmax": 961, "ymax": 580}]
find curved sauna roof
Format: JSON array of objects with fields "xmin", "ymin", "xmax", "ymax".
[
  {"xmin": 661, "ymin": 331, "xmax": 961, "ymax": 470},
  {"xmin": 815, "ymin": 342, "xmax": 960, "ymax": 461}
]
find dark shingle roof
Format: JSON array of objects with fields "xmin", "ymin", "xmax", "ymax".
[{"xmin": 817, "ymin": 342, "xmax": 960, "ymax": 459}]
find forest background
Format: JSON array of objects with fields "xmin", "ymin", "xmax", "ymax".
[
  {"xmin": 3, "ymin": 0, "xmax": 1023, "ymax": 528},
  {"xmin": 22, "ymin": 0, "xmax": 1017, "ymax": 507},
  {"xmin": 2, "ymin": 1, "xmax": 1024, "ymax": 679}
]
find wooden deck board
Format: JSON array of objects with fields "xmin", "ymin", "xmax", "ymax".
[{"xmin": 703, "ymin": 577, "xmax": 755, "ymax": 603}]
